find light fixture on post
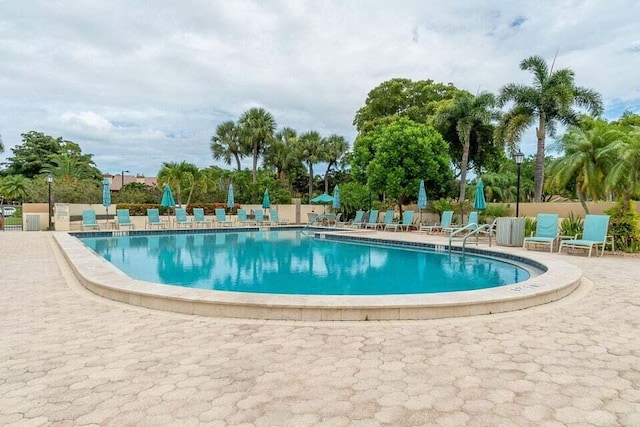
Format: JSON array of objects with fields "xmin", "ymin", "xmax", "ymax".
[
  {"xmin": 514, "ymin": 151, "xmax": 524, "ymax": 218},
  {"xmin": 121, "ymin": 170, "xmax": 130, "ymax": 191},
  {"xmin": 47, "ymin": 174, "xmax": 53, "ymax": 230}
]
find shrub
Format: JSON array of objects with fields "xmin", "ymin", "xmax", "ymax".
[
  {"xmin": 559, "ymin": 212, "xmax": 584, "ymax": 237},
  {"xmin": 524, "ymin": 217, "xmax": 537, "ymax": 237},
  {"xmin": 481, "ymin": 204, "xmax": 512, "ymax": 223},
  {"xmin": 605, "ymin": 201, "xmax": 640, "ymax": 252}
]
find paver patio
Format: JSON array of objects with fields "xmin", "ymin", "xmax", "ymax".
[{"xmin": 1, "ymin": 232, "xmax": 639, "ymax": 426}]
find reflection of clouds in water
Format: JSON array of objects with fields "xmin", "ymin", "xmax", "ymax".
[{"xmin": 345, "ymin": 248, "xmax": 388, "ymax": 276}]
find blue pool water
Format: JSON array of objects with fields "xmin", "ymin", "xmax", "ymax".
[{"xmin": 79, "ymin": 230, "xmax": 531, "ymax": 295}]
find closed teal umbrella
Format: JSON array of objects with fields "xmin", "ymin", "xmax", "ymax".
[
  {"xmin": 102, "ymin": 179, "xmax": 111, "ymax": 225},
  {"xmin": 332, "ymin": 186, "xmax": 340, "ymax": 209},
  {"xmin": 227, "ymin": 184, "xmax": 234, "ymax": 209},
  {"xmin": 473, "ymin": 180, "xmax": 487, "ymax": 211},
  {"xmin": 161, "ymin": 184, "xmax": 176, "ymax": 220},
  {"xmin": 418, "ymin": 180, "xmax": 427, "ymax": 223},
  {"xmin": 262, "ymin": 189, "xmax": 270, "ymax": 209}
]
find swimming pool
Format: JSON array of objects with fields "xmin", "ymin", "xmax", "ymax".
[{"xmin": 79, "ymin": 229, "xmax": 533, "ymax": 295}]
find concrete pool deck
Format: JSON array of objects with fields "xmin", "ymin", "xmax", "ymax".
[{"xmin": 1, "ymin": 231, "xmax": 639, "ymax": 425}]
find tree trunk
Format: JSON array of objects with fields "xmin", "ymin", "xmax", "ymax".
[
  {"xmin": 323, "ymin": 161, "xmax": 334, "ymax": 194},
  {"xmin": 252, "ymin": 145, "xmax": 258, "ymax": 183},
  {"xmin": 308, "ymin": 163, "xmax": 314, "ymax": 200},
  {"xmin": 234, "ymin": 153, "xmax": 241, "ymax": 172},
  {"xmin": 534, "ymin": 113, "xmax": 546, "ymax": 202},
  {"xmin": 577, "ymin": 177, "xmax": 590, "ymax": 214},
  {"xmin": 458, "ymin": 131, "xmax": 471, "ymax": 202}
]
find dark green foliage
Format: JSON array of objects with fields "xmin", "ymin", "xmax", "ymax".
[
  {"xmin": 524, "ymin": 217, "xmax": 538, "ymax": 237},
  {"xmin": 559, "ymin": 212, "xmax": 584, "ymax": 237},
  {"xmin": 481, "ymin": 204, "xmax": 512, "ymax": 224},
  {"xmin": 336, "ymin": 182, "xmax": 370, "ymax": 220},
  {"xmin": 430, "ymin": 199, "xmax": 455, "ymax": 215},
  {"xmin": 605, "ymin": 201, "xmax": 640, "ymax": 252}
]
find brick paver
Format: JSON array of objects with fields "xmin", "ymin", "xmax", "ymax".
[{"xmin": 1, "ymin": 232, "xmax": 639, "ymax": 426}]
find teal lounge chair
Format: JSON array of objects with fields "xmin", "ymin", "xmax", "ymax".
[
  {"xmin": 193, "ymin": 208, "xmax": 212, "ymax": 228},
  {"xmin": 116, "ymin": 209, "xmax": 135, "ymax": 230},
  {"xmin": 443, "ymin": 211, "xmax": 478, "ymax": 234},
  {"xmin": 270, "ymin": 208, "xmax": 290, "ymax": 225},
  {"xmin": 377, "ymin": 210, "xmax": 394, "ymax": 230},
  {"xmin": 349, "ymin": 210, "xmax": 366, "ymax": 228},
  {"xmin": 215, "ymin": 208, "xmax": 233, "ymax": 227},
  {"xmin": 82, "ymin": 209, "xmax": 100, "ymax": 231},
  {"xmin": 559, "ymin": 214, "xmax": 610, "ymax": 257},
  {"xmin": 385, "ymin": 210, "xmax": 415, "ymax": 231},
  {"xmin": 523, "ymin": 214, "xmax": 558, "ymax": 252},
  {"xmin": 364, "ymin": 210, "xmax": 380, "ymax": 229},
  {"xmin": 237, "ymin": 208, "xmax": 256, "ymax": 226},
  {"xmin": 146, "ymin": 208, "xmax": 166, "ymax": 229},
  {"xmin": 420, "ymin": 211, "xmax": 453, "ymax": 234},
  {"xmin": 254, "ymin": 209, "xmax": 271, "ymax": 225},
  {"xmin": 174, "ymin": 208, "xmax": 193, "ymax": 228}
]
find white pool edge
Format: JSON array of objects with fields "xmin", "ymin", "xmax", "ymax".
[{"xmin": 54, "ymin": 232, "xmax": 582, "ymax": 321}]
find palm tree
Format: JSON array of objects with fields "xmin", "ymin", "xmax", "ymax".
[
  {"xmin": 211, "ymin": 121, "xmax": 244, "ymax": 172},
  {"xmin": 41, "ymin": 154, "xmax": 97, "ymax": 181},
  {"xmin": 297, "ymin": 131, "xmax": 323, "ymax": 199},
  {"xmin": 321, "ymin": 134, "xmax": 349, "ymax": 194},
  {"xmin": 436, "ymin": 91, "xmax": 496, "ymax": 201},
  {"xmin": 157, "ymin": 161, "xmax": 199, "ymax": 206},
  {"xmin": 238, "ymin": 108, "xmax": 276, "ymax": 183},
  {"xmin": 0, "ymin": 174, "xmax": 29, "ymax": 202},
  {"xmin": 547, "ymin": 121, "xmax": 620, "ymax": 213},
  {"xmin": 604, "ymin": 126, "xmax": 640, "ymax": 210},
  {"xmin": 264, "ymin": 127, "xmax": 300, "ymax": 184},
  {"xmin": 497, "ymin": 55, "xmax": 603, "ymax": 202}
]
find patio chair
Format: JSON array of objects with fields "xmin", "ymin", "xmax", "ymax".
[
  {"xmin": 384, "ymin": 210, "xmax": 415, "ymax": 232},
  {"xmin": 377, "ymin": 210, "xmax": 394, "ymax": 230},
  {"xmin": 146, "ymin": 208, "xmax": 166, "ymax": 229},
  {"xmin": 237, "ymin": 208, "xmax": 257, "ymax": 226},
  {"xmin": 116, "ymin": 209, "xmax": 135, "ymax": 230},
  {"xmin": 523, "ymin": 214, "xmax": 558, "ymax": 252},
  {"xmin": 254, "ymin": 209, "xmax": 271, "ymax": 226},
  {"xmin": 215, "ymin": 208, "xmax": 233, "ymax": 227},
  {"xmin": 558, "ymin": 214, "xmax": 610, "ymax": 257},
  {"xmin": 81, "ymin": 209, "xmax": 100, "ymax": 231},
  {"xmin": 270, "ymin": 208, "xmax": 290, "ymax": 225},
  {"xmin": 193, "ymin": 208, "xmax": 213, "ymax": 228},
  {"xmin": 443, "ymin": 211, "xmax": 478, "ymax": 234},
  {"xmin": 363, "ymin": 209, "xmax": 380, "ymax": 229},
  {"xmin": 174, "ymin": 208, "xmax": 193, "ymax": 228},
  {"xmin": 349, "ymin": 210, "xmax": 366, "ymax": 228},
  {"xmin": 420, "ymin": 211, "xmax": 453, "ymax": 234}
]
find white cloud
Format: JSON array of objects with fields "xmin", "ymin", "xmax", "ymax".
[{"xmin": 1, "ymin": 0, "xmax": 639, "ymax": 176}]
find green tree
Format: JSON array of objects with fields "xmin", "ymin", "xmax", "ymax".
[
  {"xmin": 497, "ymin": 55, "xmax": 603, "ymax": 202},
  {"xmin": 297, "ymin": 131, "xmax": 324, "ymax": 199},
  {"xmin": 321, "ymin": 134, "xmax": 349, "ymax": 194},
  {"xmin": 238, "ymin": 108, "xmax": 276, "ymax": 183},
  {"xmin": 0, "ymin": 174, "xmax": 30, "ymax": 201},
  {"xmin": 24, "ymin": 176, "xmax": 101, "ymax": 204},
  {"xmin": 157, "ymin": 161, "xmax": 200, "ymax": 206},
  {"xmin": 435, "ymin": 91, "xmax": 497, "ymax": 201},
  {"xmin": 548, "ymin": 120, "xmax": 620, "ymax": 213},
  {"xmin": 361, "ymin": 117, "xmax": 453, "ymax": 214},
  {"xmin": 41, "ymin": 153, "xmax": 101, "ymax": 181},
  {"xmin": 264, "ymin": 127, "xmax": 301, "ymax": 185},
  {"xmin": 211, "ymin": 121, "xmax": 244, "ymax": 171},
  {"xmin": 353, "ymin": 78, "xmax": 458, "ymax": 133},
  {"xmin": 604, "ymin": 125, "xmax": 640, "ymax": 210}
]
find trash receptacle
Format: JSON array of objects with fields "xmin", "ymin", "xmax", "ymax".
[
  {"xmin": 26, "ymin": 214, "xmax": 40, "ymax": 231},
  {"xmin": 496, "ymin": 217, "xmax": 526, "ymax": 246}
]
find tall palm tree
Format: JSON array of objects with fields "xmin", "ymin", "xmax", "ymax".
[
  {"xmin": 604, "ymin": 126, "xmax": 640, "ymax": 210},
  {"xmin": 211, "ymin": 121, "xmax": 244, "ymax": 172},
  {"xmin": 40, "ymin": 154, "xmax": 96, "ymax": 181},
  {"xmin": 157, "ymin": 161, "xmax": 199, "ymax": 206},
  {"xmin": 321, "ymin": 134, "xmax": 349, "ymax": 194},
  {"xmin": 264, "ymin": 127, "xmax": 300, "ymax": 184},
  {"xmin": 497, "ymin": 55, "xmax": 603, "ymax": 202},
  {"xmin": 436, "ymin": 91, "xmax": 496, "ymax": 201},
  {"xmin": 0, "ymin": 174, "xmax": 29, "ymax": 202},
  {"xmin": 297, "ymin": 131, "xmax": 323, "ymax": 199},
  {"xmin": 548, "ymin": 121, "xmax": 620, "ymax": 213},
  {"xmin": 238, "ymin": 108, "xmax": 276, "ymax": 183}
]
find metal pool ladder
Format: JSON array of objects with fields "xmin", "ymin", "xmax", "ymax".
[{"xmin": 449, "ymin": 218, "xmax": 498, "ymax": 253}]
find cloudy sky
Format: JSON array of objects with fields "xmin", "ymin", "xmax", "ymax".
[{"xmin": 1, "ymin": 1, "xmax": 639, "ymax": 177}]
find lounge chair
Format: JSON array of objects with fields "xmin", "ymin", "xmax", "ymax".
[
  {"xmin": 237, "ymin": 208, "xmax": 257, "ymax": 226},
  {"xmin": 443, "ymin": 211, "xmax": 478, "ymax": 234},
  {"xmin": 420, "ymin": 211, "xmax": 453, "ymax": 234},
  {"xmin": 374, "ymin": 210, "xmax": 393, "ymax": 230},
  {"xmin": 254, "ymin": 209, "xmax": 271, "ymax": 226},
  {"xmin": 349, "ymin": 210, "xmax": 366, "ymax": 228},
  {"xmin": 384, "ymin": 210, "xmax": 415, "ymax": 231},
  {"xmin": 559, "ymin": 214, "xmax": 610, "ymax": 257},
  {"xmin": 270, "ymin": 209, "xmax": 290, "ymax": 225},
  {"xmin": 523, "ymin": 214, "xmax": 558, "ymax": 252},
  {"xmin": 116, "ymin": 209, "xmax": 135, "ymax": 230},
  {"xmin": 174, "ymin": 208, "xmax": 193, "ymax": 228},
  {"xmin": 146, "ymin": 208, "xmax": 166, "ymax": 229},
  {"xmin": 193, "ymin": 208, "xmax": 213, "ymax": 228},
  {"xmin": 81, "ymin": 209, "xmax": 100, "ymax": 231},
  {"xmin": 215, "ymin": 208, "xmax": 233, "ymax": 227},
  {"xmin": 363, "ymin": 210, "xmax": 380, "ymax": 229}
]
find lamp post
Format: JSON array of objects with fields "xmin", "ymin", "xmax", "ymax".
[
  {"xmin": 47, "ymin": 174, "xmax": 53, "ymax": 230},
  {"xmin": 514, "ymin": 151, "xmax": 524, "ymax": 218},
  {"xmin": 121, "ymin": 170, "xmax": 130, "ymax": 191}
]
